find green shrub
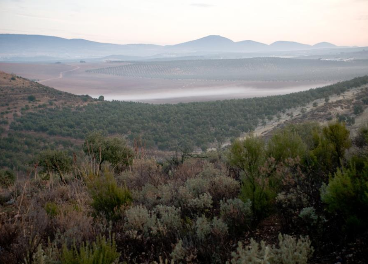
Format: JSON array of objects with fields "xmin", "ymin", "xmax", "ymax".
[
  {"xmin": 83, "ymin": 132, "xmax": 134, "ymax": 170},
  {"xmin": 0, "ymin": 169, "xmax": 15, "ymax": 187},
  {"xmin": 321, "ymin": 166, "xmax": 368, "ymax": 232},
  {"xmin": 44, "ymin": 202, "xmax": 59, "ymax": 218},
  {"xmin": 88, "ymin": 171, "xmax": 132, "ymax": 221},
  {"xmin": 37, "ymin": 150, "xmax": 73, "ymax": 181},
  {"xmin": 240, "ymin": 177, "xmax": 277, "ymax": 220},
  {"xmin": 61, "ymin": 235, "xmax": 120, "ymax": 264},
  {"xmin": 27, "ymin": 95, "xmax": 36, "ymax": 102},
  {"xmin": 267, "ymin": 130, "xmax": 307, "ymax": 163}
]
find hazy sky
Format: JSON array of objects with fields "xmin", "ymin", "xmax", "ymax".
[{"xmin": 1, "ymin": 0, "xmax": 368, "ymax": 46}]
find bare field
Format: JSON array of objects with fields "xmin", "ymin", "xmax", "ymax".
[{"xmin": 0, "ymin": 61, "xmax": 346, "ymax": 103}]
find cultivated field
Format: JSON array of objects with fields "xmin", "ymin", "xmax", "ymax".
[{"xmin": 1, "ymin": 58, "xmax": 368, "ymax": 103}]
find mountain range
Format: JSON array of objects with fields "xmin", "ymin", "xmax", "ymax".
[{"xmin": 0, "ymin": 34, "xmax": 347, "ymax": 61}]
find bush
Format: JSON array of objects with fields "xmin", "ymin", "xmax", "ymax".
[
  {"xmin": 240, "ymin": 175, "xmax": 277, "ymax": 220},
  {"xmin": 311, "ymin": 122, "xmax": 351, "ymax": 173},
  {"xmin": 83, "ymin": 132, "xmax": 134, "ymax": 170},
  {"xmin": 124, "ymin": 205, "xmax": 155, "ymax": 237},
  {"xmin": 220, "ymin": 198, "xmax": 252, "ymax": 232},
  {"xmin": 229, "ymin": 234, "xmax": 313, "ymax": 264},
  {"xmin": 88, "ymin": 171, "xmax": 132, "ymax": 221},
  {"xmin": 321, "ymin": 166, "xmax": 368, "ymax": 232},
  {"xmin": 272, "ymin": 234, "xmax": 314, "ymax": 264},
  {"xmin": 44, "ymin": 202, "xmax": 59, "ymax": 218},
  {"xmin": 195, "ymin": 216, "xmax": 228, "ymax": 241},
  {"xmin": 229, "ymin": 239, "xmax": 271, "ymax": 264},
  {"xmin": 299, "ymin": 207, "xmax": 318, "ymax": 226},
  {"xmin": 62, "ymin": 235, "xmax": 120, "ymax": 264},
  {"xmin": 0, "ymin": 169, "xmax": 15, "ymax": 187},
  {"xmin": 154, "ymin": 205, "xmax": 182, "ymax": 236},
  {"xmin": 134, "ymin": 183, "xmax": 175, "ymax": 208},
  {"xmin": 37, "ymin": 150, "xmax": 73, "ymax": 181},
  {"xmin": 267, "ymin": 130, "xmax": 307, "ymax": 163},
  {"xmin": 27, "ymin": 95, "xmax": 36, "ymax": 102},
  {"xmin": 354, "ymin": 105, "xmax": 364, "ymax": 115},
  {"xmin": 124, "ymin": 204, "xmax": 182, "ymax": 237}
]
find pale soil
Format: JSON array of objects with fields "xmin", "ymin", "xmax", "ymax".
[{"xmin": 0, "ymin": 62, "xmax": 332, "ymax": 104}]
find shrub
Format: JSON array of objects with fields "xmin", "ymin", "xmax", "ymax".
[
  {"xmin": 187, "ymin": 193, "xmax": 213, "ymax": 212},
  {"xmin": 228, "ymin": 234, "xmax": 313, "ymax": 264},
  {"xmin": 208, "ymin": 176, "xmax": 240, "ymax": 202},
  {"xmin": 61, "ymin": 235, "xmax": 120, "ymax": 264},
  {"xmin": 27, "ymin": 95, "xmax": 36, "ymax": 101},
  {"xmin": 240, "ymin": 175, "xmax": 277, "ymax": 220},
  {"xmin": 195, "ymin": 216, "xmax": 228, "ymax": 241},
  {"xmin": 134, "ymin": 183, "xmax": 175, "ymax": 208},
  {"xmin": 170, "ymin": 240, "xmax": 187, "ymax": 262},
  {"xmin": 195, "ymin": 216, "xmax": 211, "ymax": 241},
  {"xmin": 124, "ymin": 205, "xmax": 156, "ymax": 237},
  {"xmin": 220, "ymin": 198, "xmax": 252, "ymax": 232},
  {"xmin": 25, "ymin": 241, "xmax": 59, "ymax": 264},
  {"xmin": 267, "ymin": 130, "xmax": 307, "ymax": 163},
  {"xmin": 228, "ymin": 239, "xmax": 272, "ymax": 264},
  {"xmin": 37, "ymin": 150, "xmax": 73, "ymax": 182},
  {"xmin": 44, "ymin": 202, "xmax": 59, "ymax": 218},
  {"xmin": 83, "ymin": 132, "xmax": 134, "ymax": 170},
  {"xmin": 211, "ymin": 217, "xmax": 228, "ymax": 237},
  {"xmin": 354, "ymin": 105, "xmax": 364, "ymax": 115},
  {"xmin": 124, "ymin": 205, "xmax": 182, "ymax": 237},
  {"xmin": 299, "ymin": 207, "xmax": 318, "ymax": 226},
  {"xmin": 0, "ymin": 169, "xmax": 15, "ymax": 187},
  {"xmin": 321, "ymin": 166, "xmax": 368, "ymax": 231},
  {"xmin": 88, "ymin": 171, "xmax": 132, "ymax": 221},
  {"xmin": 154, "ymin": 205, "xmax": 182, "ymax": 235},
  {"xmin": 272, "ymin": 234, "xmax": 314, "ymax": 264},
  {"xmin": 310, "ymin": 122, "xmax": 352, "ymax": 176}
]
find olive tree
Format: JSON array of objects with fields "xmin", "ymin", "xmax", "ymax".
[
  {"xmin": 83, "ymin": 132, "xmax": 134, "ymax": 170},
  {"xmin": 37, "ymin": 150, "xmax": 73, "ymax": 182}
]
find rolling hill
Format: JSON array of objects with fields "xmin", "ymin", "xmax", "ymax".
[{"xmin": 0, "ymin": 34, "xmax": 344, "ymax": 61}]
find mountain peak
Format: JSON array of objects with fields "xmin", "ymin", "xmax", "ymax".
[
  {"xmin": 270, "ymin": 41, "xmax": 311, "ymax": 51},
  {"xmin": 313, "ymin": 42, "xmax": 336, "ymax": 48}
]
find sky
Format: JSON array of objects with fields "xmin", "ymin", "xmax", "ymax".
[{"xmin": 0, "ymin": 0, "xmax": 368, "ymax": 46}]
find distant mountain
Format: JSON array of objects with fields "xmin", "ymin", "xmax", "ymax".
[
  {"xmin": 0, "ymin": 34, "xmax": 163, "ymax": 59},
  {"xmin": 0, "ymin": 34, "xmax": 344, "ymax": 61},
  {"xmin": 235, "ymin": 40, "xmax": 268, "ymax": 52},
  {"xmin": 168, "ymin": 35, "xmax": 234, "ymax": 52},
  {"xmin": 270, "ymin": 41, "xmax": 311, "ymax": 51},
  {"xmin": 313, "ymin": 42, "xmax": 337, "ymax": 49}
]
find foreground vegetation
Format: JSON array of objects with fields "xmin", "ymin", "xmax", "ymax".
[{"xmin": 1, "ymin": 122, "xmax": 368, "ymax": 263}]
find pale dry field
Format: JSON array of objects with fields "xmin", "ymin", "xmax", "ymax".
[{"xmin": 0, "ymin": 62, "xmax": 336, "ymax": 103}]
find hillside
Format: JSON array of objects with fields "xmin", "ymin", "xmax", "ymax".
[
  {"xmin": 2, "ymin": 73, "xmax": 368, "ymax": 172},
  {"xmin": 0, "ymin": 71, "xmax": 93, "ymax": 128},
  {"xmin": 0, "ymin": 71, "xmax": 95, "ymax": 170}
]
